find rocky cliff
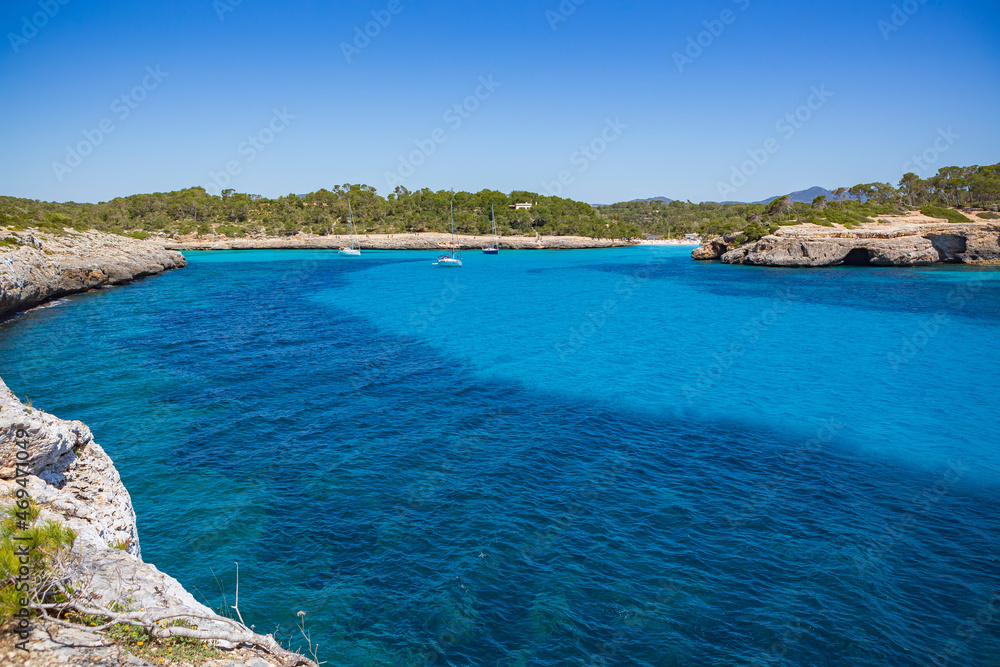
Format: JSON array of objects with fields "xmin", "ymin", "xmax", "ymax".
[
  {"xmin": 0, "ymin": 380, "xmax": 308, "ymax": 666},
  {"xmin": 0, "ymin": 229, "xmax": 310, "ymax": 666},
  {"xmin": 691, "ymin": 219, "xmax": 1000, "ymax": 268},
  {"xmin": 0, "ymin": 229, "xmax": 187, "ymax": 319}
]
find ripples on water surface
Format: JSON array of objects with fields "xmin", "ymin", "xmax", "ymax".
[{"xmin": 1, "ymin": 247, "xmax": 998, "ymax": 665}]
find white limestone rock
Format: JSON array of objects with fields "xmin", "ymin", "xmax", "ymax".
[{"xmin": 0, "ymin": 229, "xmax": 186, "ymax": 319}]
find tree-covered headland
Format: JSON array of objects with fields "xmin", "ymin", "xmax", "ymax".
[
  {"xmin": 0, "ymin": 186, "xmax": 639, "ymax": 240},
  {"xmin": 597, "ymin": 163, "xmax": 1000, "ymax": 241},
  {"xmin": 0, "ymin": 163, "xmax": 996, "ymax": 242}
]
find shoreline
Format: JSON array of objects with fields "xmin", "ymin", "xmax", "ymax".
[
  {"xmin": 0, "ymin": 228, "xmax": 187, "ymax": 320},
  {"xmin": 692, "ymin": 215, "xmax": 1000, "ymax": 267},
  {"xmin": 0, "ymin": 229, "xmax": 309, "ymax": 665},
  {"xmin": 163, "ymin": 232, "xmax": 637, "ymax": 252}
]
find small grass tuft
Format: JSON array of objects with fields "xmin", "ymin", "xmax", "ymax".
[{"xmin": 106, "ymin": 619, "xmax": 223, "ymax": 664}]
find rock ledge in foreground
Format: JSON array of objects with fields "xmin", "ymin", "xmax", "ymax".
[{"xmin": 0, "ymin": 378, "xmax": 311, "ymax": 666}]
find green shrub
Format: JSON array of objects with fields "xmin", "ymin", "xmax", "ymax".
[
  {"xmin": 1, "ymin": 501, "xmax": 220, "ymax": 662},
  {"xmin": 797, "ymin": 213, "xmax": 833, "ymax": 227},
  {"xmin": 0, "ymin": 237, "xmax": 22, "ymax": 248},
  {"xmin": 976, "ymin": 212, "xmax": 999, "ymax": 220},
  {"xmin": 920, "ymin": 206, "xmax": 972, "ymax": 223},
  {"xmin": 0, "ymin": 499, "xmax": 77, "ymax": 627},
  {"xmin": 34, "ymin": 212, "xmax": 84, "ymax": 233},
  {"xmin": 215, "ymin": 225, "xmax": 244, "ymax": 238},
  {"xmin": 729, "ymin": 222, "xmax": 778, "ymax": 247},
  {"xmin": 821, "ymin": 208, "xmax": 866, "ymax": 229},
  {"xmin": 742, "ymin": 222, "xmax": 769, "ymax": 244}
]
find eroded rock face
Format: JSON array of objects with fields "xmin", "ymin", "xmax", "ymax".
[
  {"xmin": 867, "ymin": 237, "xmax": 940, "ymax": 266},
  {"xmin": 0, "ymin": 379, "xmax": 296, "ymax": 666},
  {"xmin": 720, "ymin": 236, "xmax": 941, "ymax": 267},
  {"xmin": 0, "ymin": 377, "xmax": 140, "ymax": 558},
  {"xmin": 961, "ymin": 225, "xmax": 1000, "ymax": 262},
  {"xmin": 692, "ymin": 223, "xmax": 1000, "ymax": 267},
  {"xmin": 926, "ymin": 232, "xmax": 968, "ymax": 260},
  {"xmin": 691, "ymin": 233, "xmax": 741, "ymax": 260},
  {"xmin": 0, "ymin": 229, "xmax": 186, "ymax": 318}
]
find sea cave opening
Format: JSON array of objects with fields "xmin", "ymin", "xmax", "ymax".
[{"xmin": 843, "ymin": 247, "xmax": 872, "ymax": 266}]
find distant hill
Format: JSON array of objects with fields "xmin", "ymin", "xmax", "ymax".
[
  {"xmin": 753, "ymin": 187, "xmax": 831, "ymax": 205},
  {"xmin": 626, "ymin": 188, "xmax": 831, "ymax": 206},
  {"xmin": 629, "ymin": 196, "xmax": 673, "ymax": 203}
]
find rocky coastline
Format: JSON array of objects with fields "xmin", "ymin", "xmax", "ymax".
[
  {"xmin": 164, "ymin": 232, "xmax": 635, "ymax": 252},
  {"xmin": 0, "ymin": 229, "xmax": 187, "ymax": 320},
  {"xmin": 0, "ymin": 229, "xmax": 310, "ymax": 665},
  {"xmin": 692, "ymin": 214, "xmax": 1000, "ymax": 267}
]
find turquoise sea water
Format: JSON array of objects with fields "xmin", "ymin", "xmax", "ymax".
[{"xmin": 1, "ymin": 247, "xmax": 999, "ymax": 665}]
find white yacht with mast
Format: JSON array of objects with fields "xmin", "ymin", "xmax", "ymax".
[
  {"xmin": 434, "ymin": 200, "xmax": 463, "ymax": 267},
  {"xmin": 339, "ymin": 197, "xmax": 361, "ymax": 256},
  {"xmin": 482, "ymin": 203, "xmax": 499, "ymax": 254}
]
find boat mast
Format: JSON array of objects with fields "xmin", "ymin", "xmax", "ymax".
[
  {"xmin": 491, "ymin": 203, "xmax": 497, "ymax": 245},
  {"xmin": 450, "ymin": 200, "xmax": 456, "ymax": 254},
  {"xmin": 348, "ymin": 197, "xmax": 356, "ymax": 249}
]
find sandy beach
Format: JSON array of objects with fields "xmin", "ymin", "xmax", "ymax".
[{"xmin": 636, "ymin": 239, "xmax": 702, "ymax": 246}]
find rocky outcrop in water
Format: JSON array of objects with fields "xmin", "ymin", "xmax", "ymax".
[
  {"xmin": 691, "ymin": 221, "xmax": 1000, "ymax": 267},
  {"xmin": 690, "ymin": 233, "xmax": 741, "ymax": 261},
  {"xmin": 0, "ymin": 229, "xmax": 187, "ymax": 319}
]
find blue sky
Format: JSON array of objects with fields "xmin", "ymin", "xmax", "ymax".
[{"xmin": 1, "ymin": 0, "xmax": 998, "ymax": 204}]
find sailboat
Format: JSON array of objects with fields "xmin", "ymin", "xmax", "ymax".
[
  {"xmin": 434, "ymin": 200, "xmax": 463, "ymax": 267},
  {"xmin": 482, "ymin": 204, "xmax": 499, "ymax": 254},
  {"xmin": 339, "ymin": 198, "xmax": 361, "ymax": 256}
]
